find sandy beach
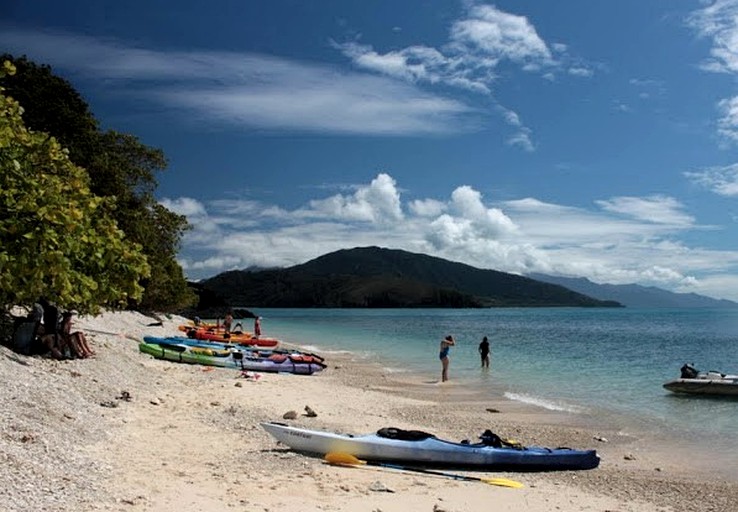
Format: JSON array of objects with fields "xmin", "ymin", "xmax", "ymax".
[{"xmin": 1, "ymin": 310, "xmax": 737, "ymax": 512}]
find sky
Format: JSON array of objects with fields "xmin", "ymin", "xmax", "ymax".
[{"xmin": 4, "ymin": 1, "xmax": 738, "ymax": 301}]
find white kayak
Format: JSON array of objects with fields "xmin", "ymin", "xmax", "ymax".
[
  {"xmin": 663, "ymin": 364, "xmax": 738, "ymax": 396},
  {"xmin": 261, "ymin": 422, "xmax": 600, "ymax": 470}
]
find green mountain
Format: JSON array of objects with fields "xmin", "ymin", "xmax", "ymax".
[{"xmin": 190, "ymin": 247, "xmax": 621, "ymax": 312}]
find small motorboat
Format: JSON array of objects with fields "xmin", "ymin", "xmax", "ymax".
[{"xmin": 663, "ymin": 363, "xmax": 738, "ymax": 396}]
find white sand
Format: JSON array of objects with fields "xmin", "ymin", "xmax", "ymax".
[{"xmin": 1, "ymin": 310, "xmax": 736, "ymax": 511}]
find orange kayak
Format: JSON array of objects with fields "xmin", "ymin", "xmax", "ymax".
[{"xmin": 191, "ymin": 329, "xmax": 279, "ymax": 348}]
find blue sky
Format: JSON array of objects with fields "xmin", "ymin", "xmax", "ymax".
[{"xmin": 5, "ymin": 1, "xmax": 738, "ymax": 301}]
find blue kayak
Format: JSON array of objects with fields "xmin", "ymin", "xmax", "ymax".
[{"xmin": 262, "ymin": 422, "xmax": 599, "ymax": 471}]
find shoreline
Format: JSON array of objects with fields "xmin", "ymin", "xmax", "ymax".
[
  {"xmin": 1, "ymin": 310, "xmax": 737, "ymax": 511},
  {"xmin": 290, "ymin": 328, "xmax": 738, "ymax": 484}
]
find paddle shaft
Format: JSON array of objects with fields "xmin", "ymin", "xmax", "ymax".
[
  {"xmin": 323, "ymin": 452, "xmax": 523, "ymax": 488},
  {"xmin": 370, "ymin": 461, "xmax": 488, "ymax": 483}
]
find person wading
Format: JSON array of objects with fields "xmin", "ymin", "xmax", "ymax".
[{"xmin": 439, "ymin": 335, "xmax": 455, "ymax": 382}]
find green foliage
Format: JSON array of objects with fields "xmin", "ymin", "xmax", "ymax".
[
  {"xmin": 0, "ymin": 54, "xmax": 100, "ymax": 169},
  {"xmin": 88, "ymin": 131, "xmax": 195, "ymax": 311},
  {"xmin": 0, "ymin": 54, "xmax": 196, "ymax": 312},
  {"xmin": 0, "ymin": 62, "xmax": 150, "ymax": 314}
]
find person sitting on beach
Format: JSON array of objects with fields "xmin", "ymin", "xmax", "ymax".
[
  {"xmin": 36, "ymin": 297, "xmax": 67, "ymax": 358},
  {"xmin": 38, "ymin": 326, "xmax": 69, "ymax": 360},
  {"xmin": 223, "ymin": 310, "xmax": 233, "ymax": 335},
  {"xmin": 60, "ymin": 311, "xmax": 94, "ymax": 358}
]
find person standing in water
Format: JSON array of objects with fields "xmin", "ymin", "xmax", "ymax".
[
  {"xmin": 439, "ymin": 335, "xmax": 455, "ymax": 382},
  {"xmin": 478, "ymin": 335, "xmax": 490, "ymax": 369}
]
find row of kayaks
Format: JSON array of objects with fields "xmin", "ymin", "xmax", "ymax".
[
  {"xmin": 139, "ymin": 336, "xmax": 326, "ymax": 375},
  {"xmin": 662, "ymin": 363, "xmax": 738, "ymax": 397}
]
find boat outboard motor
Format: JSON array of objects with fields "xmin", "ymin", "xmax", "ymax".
[{"xmin": 680, "ymin": 363, "xmax": 699, "ymax": 379}]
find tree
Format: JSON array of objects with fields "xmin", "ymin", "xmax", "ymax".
[
  {"xmin": 89, "ymin": 130, "xmax": 195, "ymax": 311},
  {"xmin": 0, "ymin": 54, "xmax": 196, "ymax": 311},
  {"xmin": 0, "ymin": 60, "xmax": 150, "ymax": 314}
]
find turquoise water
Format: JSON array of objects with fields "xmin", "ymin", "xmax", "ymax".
[{"xmin": 245, "ymin": 308, "xmax": 738, "ymax": 444}]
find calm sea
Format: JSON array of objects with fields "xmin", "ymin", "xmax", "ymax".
[{"xmin": 244, "ymin": 308, "xmax": 738, "ymax": 447}]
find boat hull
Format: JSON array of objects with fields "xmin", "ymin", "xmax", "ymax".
[
  {"xmin": 261, "ymin": 422, "xmax": 599, "ymax": 471},
  {"xmin": 663, "ymin": 378, "xmax": 738, "ymax": 396},
  {"xmin": 192, "ymin": 330, "xmax": 280, "ymax": 348}
]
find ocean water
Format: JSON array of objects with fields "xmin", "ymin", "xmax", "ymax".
[{"xmin": 245, "ymin": 308, "xmax": 738, "ymax": 446}]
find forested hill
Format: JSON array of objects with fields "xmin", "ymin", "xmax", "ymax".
[{"xmin": 194, "ymin": 247, "xmax": 622, "ymax": 310}]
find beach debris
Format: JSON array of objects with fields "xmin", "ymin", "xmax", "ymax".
[
  {"xmin": 304, "ymin": 405, "xmax": 318, "ymax": 417},
  {"xmin": 433, "ymin": 504, "xmax": 449, "ymax": 512},
  {"xmin": 116, "ymin": 390, "xmax": 132, "ymax": 402},
  {"xmin": 100, "ymin": 400, "xmax": 119, "ymax": 408},
  {"xmin": 624, "ymin": 453, "xmax": 636, "ymax": 461},
  {"xmin": 369, "ymin": 481, "xmax": 395, "ymax": 493},
  {"xmin": 234, "ymin": 382, "xmax": 243, "ymax": 388},
  {"xmin": 240, "ymin": 371, "xmax": 262, "ymax": 380},
  {"xmin": 593, "ymin": 436, "xmax": 608, "ymax": 443},
  {"xmin": 283, "ymin": 410, "xmax": 298, "ymax": 420},
  {"xmin": 485, "ymin": 408, "xmax": 500, "ymax": 413}
]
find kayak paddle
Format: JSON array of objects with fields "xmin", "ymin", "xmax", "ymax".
[{"xmin": 324, "ymin": 452, "xmax": 524, "ymax": 489}]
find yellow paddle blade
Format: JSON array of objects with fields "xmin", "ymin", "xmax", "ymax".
[
  {"xmin": 482, "ymin": 477, "xmax": 525, "ymax": 489},
  {"xmin": 325, "ymin": 452, "xmax": 366, "ymax": 466}
]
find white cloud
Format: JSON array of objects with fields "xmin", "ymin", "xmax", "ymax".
[
  {"xmin": 334, "ymin": 3, "xmax": 557, "ymax": 95},
  {"xmin": 408, "ymin": 198, "xmax": 446, "ymax": 217},
  {"xmin": 449, "ymin": 4, "xmax": 553, "ymax": 66},
  {"xmin": 0, "ymin": 27, "xmax": 480, "ymax": 136},
  {"xmin": 716, "ymin": 96, "xmax": 738, "ymax": 144},
  {"xmin": 688, "ymin": 0, "xmax": 738, "ymax": 74},
  {"xmin": 688, "ymin": 1, "xmax": 738, "ymax": 145},
  {"xmin": 164, "ymin": 174, "xmax": 738, "ymax": 300},
  {"xmin": 595, "ymin": 195, "xmax": 695, "ymax": 226},
  {"xmin": 507, "ymin": 129, "xmax": 535, "ymax": 151},
  {"xmin": 568, "ymin": 66, "xmax": 593, "ymax": 77},
  {"xmin": 331, "ymin": 2, "xmax": 594, "ymax": 151},
  {"xmin": 301, "ymin": 173, "xmax": 403, "ymax": 223},
  {"xmin": 685, "ymin": 163, "xmax": 738, "ymax": 196},
  {"xmin": 159, "ymin": 197, "xmax": 208, "ymax": 217}
]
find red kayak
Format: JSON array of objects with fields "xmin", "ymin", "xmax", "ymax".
[{"xmin": 192, "ymin": 329, "xmax": 280, "ymax": 348}]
